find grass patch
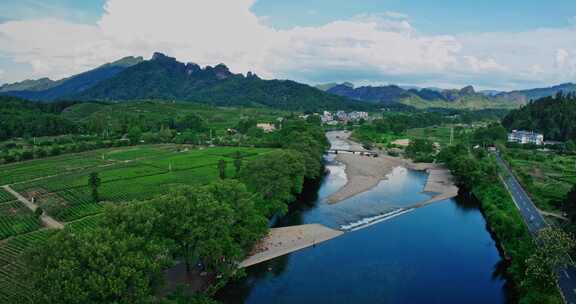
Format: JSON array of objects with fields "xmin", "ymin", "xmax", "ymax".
[{"xmin": 505, "ymin": 148, "xmax": 576, "ymax": 212}]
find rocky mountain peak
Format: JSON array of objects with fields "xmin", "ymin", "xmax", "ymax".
[
  {"xmin": 460, "ymin": 85, "xmax": 476, "ymax": 95},
  {"xmin": 151, "ymin": 52, "xmax": 176, "ymax": 62},
  {"xmin": 212, "ymin": 63, "xmax": 232, "ymax": 79}
]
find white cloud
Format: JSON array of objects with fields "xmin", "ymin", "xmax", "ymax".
[
  {"xmin": 383, "ymin": 11, "xmax": 409, "ymax": 20},
  {"xmin": 0, "ymin": 0, "xmax": 575, "ymax": 90}
]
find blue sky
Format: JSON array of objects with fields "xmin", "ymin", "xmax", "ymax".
[
  {"xmin": 1, "ymin": 0, "xmax": 575, "ymax": 90},
  {"xmin": 3, "ymin": 0, "xmax": 575, "ymax": 33},
  {"xmin": 253, "ymin": 0, "xmax": 576, "ymax": 34}
]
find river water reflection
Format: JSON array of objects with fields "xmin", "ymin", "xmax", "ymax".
[{"xmin": 216, "ymin": 132, "xmax": 510, "ymax": 304}]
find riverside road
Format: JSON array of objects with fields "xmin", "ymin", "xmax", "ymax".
[{"xmin": 495, "ymin": 153, "xmax": 576, "ymax": 304}]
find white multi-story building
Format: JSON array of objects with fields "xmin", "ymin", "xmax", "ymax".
[
  {"xmin": 349, "ymin": 111, "xmax": 369, "ymax": 121},
  {"xmin": 321, "ymin": 111, "xmax": 333, "ymax": 123},
  {"xmin": 335, "ymin": 111, "xmax": 348, "ymax": 121},
  {"xmin": 507, "ymin": 130, "xmax": 544, "ymax": 145}
]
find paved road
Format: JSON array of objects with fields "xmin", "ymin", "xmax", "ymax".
[{"xmin": 495, "ymin": 153, "xmax": 576, "ymax": 304}]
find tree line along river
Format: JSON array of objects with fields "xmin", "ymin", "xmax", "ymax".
[{"xmin": 216, "ymin": 132, "xmax": 514, "ymax": 304}]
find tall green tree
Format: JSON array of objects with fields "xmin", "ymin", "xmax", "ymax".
[
  {"xmin": 205, "ymin": 180, "xmax": 268, "ymax": 250},
  {"xmin": 218, "ymin": 159, "xmax": 227, "ymax": 180},
  {"xmin": 24, "ymin": 228, "xmax": 172, "ymax": 304},
  {"xmin": 152, "ymin": 187, "xmax": 241, "ymax": 274},
  {"xmin": 88, "ymin": 172, "xmax": 101, "ymax": 202},
  {"xmin": 128, "ymin": 126, "xmax": 142, "ymax": 144},
  {"xmin": 241, "ymin": 150, "xmax": 305, "ymax": 215},
  {"xmin": 233, "ymin": 151, "xmax": 242, "ymax": 177}
]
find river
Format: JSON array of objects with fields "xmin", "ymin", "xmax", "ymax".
[{"xmin": 216, "ymin": 132, "xmax": 512, "ymax": 304}]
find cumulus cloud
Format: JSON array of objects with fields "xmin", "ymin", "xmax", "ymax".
[{"xmin": 0, "ymin": 0, "xmax": 575, "ymax": 90}]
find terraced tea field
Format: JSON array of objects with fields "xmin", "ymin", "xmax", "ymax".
[
  {"xmin": 0, "ymin": 202, "xmax": 41, "ymax": 240},
  {"xmin": 0, "ymin": 229, "xmax": 58, "ymax": 303},
  {"xmin": 0, "ymin": 144, "xmax": 275, "ymax": 302},
  {"xmin": 0, "ymin": 189, "xmax": 14, "ymax": 204},
  {"xmin": 10, "ymin": 146, "xmax": 271, "ymax": 221}
]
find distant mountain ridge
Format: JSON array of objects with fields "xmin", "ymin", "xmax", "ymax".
[
  {"xmin": 0, "ymin": 56, "xmax": 144, "ymax": 101},
  {"xmin": 68, "ymin": 52, "xmax": 363, "ymax": 111},
  {"xmin": 0, "ymin": 78, "xmax": 62, "ymax": 92},
  {"xmin": 2, "ymin": 51, "xmax": 575, "ymax": 111},
  {"xmin": 319, "ymin": 82, "xmax": 576, "ymax": 109},
  {"xmin": 494, "ymin": 83, "xmax": 576, "ymax": 104}
]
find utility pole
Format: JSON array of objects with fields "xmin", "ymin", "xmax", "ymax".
[{"xmin": 449, "ymin": 127, "xmax": 454, "ymax": 146}]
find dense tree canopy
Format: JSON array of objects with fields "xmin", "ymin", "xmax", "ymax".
[
  {"xmin": 241, "ymin": 150, "xmax": 306, "ymax": 215},
  {"xmin": 0, "ymin": 96, "xmax": 79, "ymax": 140},
  {"xmin": 502, "ymin": 93, "xmax": 576, "ymax": 141},
  {"xmin": 24, "ymin": 228, "xmax": 172, "ymax": 304}
]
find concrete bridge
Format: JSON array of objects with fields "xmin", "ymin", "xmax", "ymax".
[{"xmin": 326, "ymin": 149, "xmax": 378, "ymax": 157}]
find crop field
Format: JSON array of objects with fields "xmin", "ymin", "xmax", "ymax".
[
  {"xmin": 0, "ymin": 144, "xmax": 275, "ymax": 301},
  {"xmin": 506, "ymin": 148, "xmax": 576, "ymax": 211},
  {"xmin": 6, "ymin": 145, "xmax": 274, "ymax": 222},
  {"xmin": 406, "ymin": 125, "xmax": 472, "ymax": 147},
  {"xmin": 0, "ymin": 150, "xmax": 111, "ymax": 185},
  {"xmin": 0, "ymin": 189, "xmax": 14, "ymax": 204},
  {"xmin": 0, "ymin": 229, "xmax": 58, "ymax": 303},
  {"xmin": 0, "ymin": 202, "xmax": 41, "ymax": 240}
]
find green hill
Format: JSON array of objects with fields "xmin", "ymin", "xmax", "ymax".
[
  {"xmin": 502, "ymin": 93, "xmax": 576, "ymax": 141},
  {"xmin": 76, "ymin": 53, "xmax": 366, "ymax": 112}
]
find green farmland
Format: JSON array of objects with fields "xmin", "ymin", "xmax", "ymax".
[
  {"xmin": 406, "ymin": 125, "xmax": 474, "ymax": 147},
  {"xmin": 0, "ymin": 144, "xmax": 274, "ymax": 302},
  {"xmin": 4, "ymin": 145, "xmax": 273, "ymax": 222},
  {"xmin": 506, "ymin": 148, "xmax": 576, "ymax": 212}
]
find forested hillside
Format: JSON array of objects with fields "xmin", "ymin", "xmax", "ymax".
[
  {"xmin": 76, "ymin": 53, "xmax": 365, "ymax": 112},
  {"xmin": 502, "ymin": 93, "xmax": 576, "ymax": 141},
  {"xmin": 0, "ymin": 96, "xmax": 79, "ymax": 140}
]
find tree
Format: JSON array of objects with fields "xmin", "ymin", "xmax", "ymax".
[
  {"xmin": 525, "ymin": 227, "xmax": 576, "ymax": 289},
  {"xmin": 128, "ymin": 126, "xmax": 142, "ymax": 144},
  {"xmin": 405, "ymin": 138, "xmax": 435, "ymax": 162},
  {"xmin": 177, "ymin": 114, "xmax": 207, "ymax": 132},
  {"xmin": 24, "ymin": 228, "xmax": 172, "ymax": 304},
  {"xmin": 241, "ymin": 150, "xmax": 305, "ymax": 215},
  {"xmin": 233, "ymin": 151, "xmax": 242, "ymax": 177},
  {"xmin": 218, "ymin": 159, "xmax": 227, "ymax": 180},
  {"xmin": 205, "ymin": 180, "xmax": 268, "ymax": 250},
  {"xmin": 152, "ymin": 187, "xmax": 241, "ymax": 274},
  {"xmin": 471, "ymin": 123, "xmax": 507, "ymax": 147},
  {"xmin": 88, "ymin": 172, "xmax": 101, "ymax": 202},
  {"xmin": 158, "ymin": 126, "xmax": 175, "ymax": 143},
  {"xmin": 236, "ymin": 118, "xmax": 257, "ymax": 134}
]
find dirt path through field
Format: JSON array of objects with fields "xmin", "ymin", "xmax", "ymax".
[{"xmin": 2, "ymin": 185, "xmax": 64, "ymax": 229}]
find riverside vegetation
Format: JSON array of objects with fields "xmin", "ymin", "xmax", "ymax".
[
  {"xmin": 354, "ymin": 110, "xmax": 576, "ymax": 304},
  {"xmin": 0, "ymin": 105, "xmax": 328, "ymax": 303}
]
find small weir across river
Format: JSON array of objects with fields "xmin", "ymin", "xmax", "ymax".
[{"xmin": 216, "ymin": 131, "xmax": 513, "ymax": 304}]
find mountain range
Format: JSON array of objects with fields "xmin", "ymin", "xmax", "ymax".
[
  {"xmin": 0, "ymin": 56, "xmax": 144, "ymax": 101},
  {"xmin": 317, "ymin": 82, "xmax": 576, "ymax": 109},
  {"xmin": 0, "ymin": 53, "xmax": 361, "ymax": 111},
  {"xmin": 1, "ymin": 52, "xmax": 575, "ymax": 111}
]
